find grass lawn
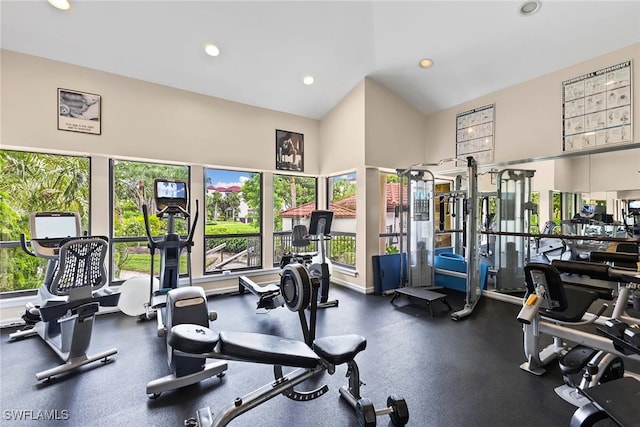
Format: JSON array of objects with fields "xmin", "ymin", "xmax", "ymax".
[
  {"xmin": 120, "ymin": 253, "xmax": 188, "ymax": 274},
  {"xmin": 205, "ymin": 221, "xmax": 258, "ymax": 234}
]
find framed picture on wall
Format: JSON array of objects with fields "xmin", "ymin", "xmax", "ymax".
[
  {"xmin": 275, "ymin": 129, "xmax": 304, "ymax": 172},
  {"xmin": 58, "ymin": 88, "xmax": 101, "ymax": 135}
]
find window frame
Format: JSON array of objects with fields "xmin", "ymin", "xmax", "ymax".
[
  {"xmin": 203, "ymin": 168, "xmax": 263, "ymax": 274},
  {"xmin": 0, "ymin": 149, "xmax": 91, "ymax": 296},
  {"xmin": 109, "ymin": 158, "xmax": 191, "ymax": 284},
  {"xmin": 272, "ymin": 173, "xmax": 318, "ymax": 267},
  {"xmin": 326, "ymin": 171, "xmax": 357, "ymax": 269}
]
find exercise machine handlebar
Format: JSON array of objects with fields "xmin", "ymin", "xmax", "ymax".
[
  {"xmin": 185, "ymin": 200, "xmax": 199, "ymax": 252},
  {"xmin": 19, "ymin": 233, "xmax": 36, "ymax": 257},
  {"xmin": 142, "ymin": 200, "xmax": 199, "ymax": 252}
]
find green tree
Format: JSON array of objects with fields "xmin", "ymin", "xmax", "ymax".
[
  {"xmin": 225, "ymin": 191, "xmax": 241, "ymax": 221},
  {"xmin": 207, "ymin": 191, "xmax": 224, "ymax": 221},
  {"xmin": 240, "ymin": 173, "xmax": 261, "ymax": 227},
  {"xmin": 332, "ymin": 178, "xmax": 356, "ymax": 201},
  {"xmin": 272, "ymin": 175, "xmax": 316, "ymax": 231},
  {"xmin": 0, "ymin": 150, "xmax": 90, "ymax": 291}
]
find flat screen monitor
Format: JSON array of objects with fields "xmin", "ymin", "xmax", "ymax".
[
  {"xmin": 580, "ymin": 204, "xmax": 595, "ymax": 218},
  {"xmin": 32, "ymin": 212, "xmax": 80, "ymax": 240},
  {"xmin": 308, "ymin": 210, "xmax": 333, "ymax": 235},
  {"xmin": 30, "ymin": 212, "xmax": 81, "ymax": 257},
  {"xmin": 629, "ymin": 200, "xmax": 640, "ymax": 214},
  {"xmin": 154, "ymin": 179, "xmax": 188, "ymax": 211}
]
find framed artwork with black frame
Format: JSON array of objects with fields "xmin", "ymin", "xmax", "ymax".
[
  {"xmin": 275, "ymin": 129, "xmax": 304, "ymax": 172},
  {"xmin": 58, "ymin": 88, "xmax": 101, "ymax": 135}
]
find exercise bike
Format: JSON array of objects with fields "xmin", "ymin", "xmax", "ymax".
[
  {"xmin": 571, "ymin": 294, "xmax": 640, "ymax": 426},
  {"xmin": 9, "ymin": 212, "xmax": 120, "ymax": 381},
  {"xmin": 239, "ymin": 210, "xmax": 338, "ymax": 310},
  {"xmin": 171, "ymin": 262, "xmax": 408, "ymax": 427},
  {"xmin": 517, "ymin": 257, "xmax": 640, "ymax": 406},
  {"xmin": 120, "ymin": 179, "xmax": 227, "ymax": 397}
]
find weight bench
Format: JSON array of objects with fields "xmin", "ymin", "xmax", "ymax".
[
  {"xmin": 390, "ymin": 287, "xmax": 452, "ymax": 317},
  {"xmin": 177, "ymin": 263, "xmax": 409, "ymax": 427}
]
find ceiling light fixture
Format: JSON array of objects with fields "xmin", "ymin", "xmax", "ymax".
[
  {"xmin": 204, "ymin": 44, "xmax": 220, "ymax": 57},
  {"xmin": 519, "ymin": 0, "xmax": 541, "ymax": 16},
  {"xmin": 48, "ymin": 0, "xmax": 71, "ymax": 10},
  {"xmin": 303, "ymin": 76, "xmax": 314, "ymax": 85},
  {"xmin": 419, "ymin": 58, "xmax": 434, "ymax": 69}
]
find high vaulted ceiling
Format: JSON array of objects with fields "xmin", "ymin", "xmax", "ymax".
[{"xmin": 2, "ymin": 1, "xmax": 639, "ymax": 120}]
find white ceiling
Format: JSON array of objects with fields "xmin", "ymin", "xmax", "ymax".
[{"xmin": 2, "ymin": 1, "xmax": 639, "ymax": 120}]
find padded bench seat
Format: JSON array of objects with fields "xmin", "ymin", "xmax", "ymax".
[
  {"xmin": 313, "ymin": 334, "xmax": 366, "ymax": 365},
  {"xmin": 219, "ymin": 331, "xmax": 321, "ymax": 368},
  {"xmin": 168, "ymin": 325, "xmax": 367, "ymax": 369},
  {"xmin": 38, "ymin": 289, "xmax": 120, "ymax": 322},
  {"xmin": 169, "ymin": 325, "xmax": 321, "ymax": 368}
]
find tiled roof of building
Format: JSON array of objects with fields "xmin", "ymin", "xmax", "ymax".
[
  {"xmin": 386, "ymin": 182, "xmax": 408, "ymax": 212},
  {"xmin": 279, "ymin": 183, "xmax": 407, "ymax": 218},
  {"xmin": 279, "ymin": 200, "xmax": 356, "ymax": 218},
  {"xmin": 207, "ymin": 185, "xmax": 242, "ymax": 193},
  {"xmin": 333, "ymin": 194, "xmax": 356, "ymax": 211}
]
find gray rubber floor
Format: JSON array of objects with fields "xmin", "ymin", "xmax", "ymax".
[{"xmin": 0, "ymin": 285, "xmax": 630, "ymax": 426}]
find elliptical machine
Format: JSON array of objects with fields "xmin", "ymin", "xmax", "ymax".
[
  {"xmin": 10, "ymin": 212, "xmax": 120, "ymax": 381},
  {"xmin": 141, "ymin": 179, "xmax": 197, "ymax": 327},
  {"xmin": 140, "ymin": 179, "xmax": 227, "ymax": 398}
]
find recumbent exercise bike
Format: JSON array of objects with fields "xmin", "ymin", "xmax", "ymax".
[
  {"xmin": 517, "ymin": 255, "xmax": 640, "ymax": 410},
  {"xmin": 165, "ymin": 262, "xmax": 408, "ymax": 426},
  {"xmin": 569, "ymin": 267, "xmax": 640, "ymax": 427},
  {"xmin": 10, "ymin": 212, "xmax": 120, "ymax": 381}
]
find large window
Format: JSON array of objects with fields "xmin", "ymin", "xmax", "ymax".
[
  {"xmin": 204, "ymin": 168, "xmax": 262, "ymax": 273},
  {"xmin": 379, "ymin": 172, "xmax": 403, "ymax": 255},
  {"xmin": 327, "ymin": 172, "xmax": 357, "ymax": 268},
  {"xmin": 0, "ymin": 150, "xmax": 90, "ymax": 293},
  {"xmin": 273, "ymin": 174, "xmax": 316, "ymax": 265},
  {"xmin": 111, "ymin": 160, "xmax": 189, "ymax": 282}
]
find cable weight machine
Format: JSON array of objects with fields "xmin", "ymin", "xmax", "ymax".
[{"xmin": 392, "ymin": 157, "xmax": 482, "ymax": 320}]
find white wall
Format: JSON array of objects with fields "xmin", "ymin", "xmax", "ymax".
[
  {"xmin": 3, "ymin": 42, "xmax": 640, "ymax": 300},
  {"xmin": 364, "ymin": 78, "xmax": 426, "ymax": 169},
  {"xmin": 1, "ymin": 50, "xmax": 321, "ymax": 172},
  {"xmin": 318, "ymin": 80, "xmax": 366, "ymax": 175},
  {"xmin": 0, "ymin": 49, "xmax": 320, "ymax": 296},
  {"xmin": 423, "ymin": 43, "xmax": 640, "ymax": 164},
  {"xmin": 317, "ymin": 81, "xmax": 365, "ymax": 289}
]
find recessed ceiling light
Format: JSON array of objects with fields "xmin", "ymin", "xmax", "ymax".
[
  {"xmin": 303, "ymin": 76, "xmax": 314, "ymax": 85},
  {"xmin": 519, "ymin": 0, "xmax": 541, "ymax": 16},
  {"xmin": 204, "ymin": 44, "xmax": 220, "ymax": 57},
  {"xmin": 419, "ymin": 58, "xmax": 434, "ymax": 69},
  {"xmin": 48, "ymin": 0, "xmax": 70, "ymax": 10}
]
